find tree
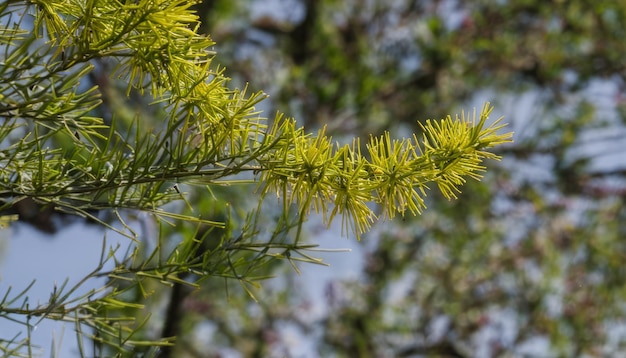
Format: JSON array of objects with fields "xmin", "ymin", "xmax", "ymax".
[{"xmin": 0, "ymin": 1, "xmax": 510, "ymax": 356}]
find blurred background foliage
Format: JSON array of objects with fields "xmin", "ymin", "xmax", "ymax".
[{"xmin": 88, "ymin": 0, "xmax": 626, "ymax": 356}]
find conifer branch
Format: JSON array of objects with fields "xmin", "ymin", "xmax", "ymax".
[{"xmin": 0, "ymin": 0, "xmax": 512, "ymax": 354}]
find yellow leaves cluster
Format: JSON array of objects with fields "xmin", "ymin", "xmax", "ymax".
[
  {"xmin": 259, "ymin": 103, "xmax": 512, "ymax": 239},
  {"xmin": 30, "ymin": 0, "xmax": 214, "ymax": 97}
]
